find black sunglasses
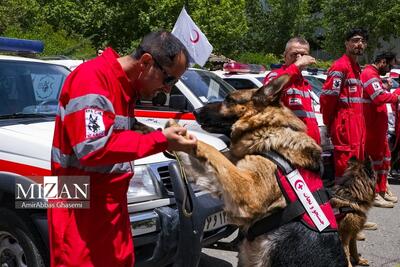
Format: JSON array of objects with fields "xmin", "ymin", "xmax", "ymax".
[{"xmin": 151, "ymin": 56, "xmax": 179, "ymax": 87}]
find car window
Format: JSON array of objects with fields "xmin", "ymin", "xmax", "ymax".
[
  {"xmin": 180, "ymin": 69, "xmax": 235, "ymax": 103},
  {"xmin": 304, "ymin": 76, "xmax": 323, "ymax": 97},
  {"xmin": 135, "ymin": 85, "xmax": 194, "ymax": 112},
  {"xmin": 0, "ymin": 60, "xmax": 70, "ymax": 116},
  {"xmin": 224, "ymin": 78, "xmax": 258, "ymax": 90}
]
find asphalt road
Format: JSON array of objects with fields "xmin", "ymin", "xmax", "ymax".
[{"xmin": 200, "ymin": 176, "xmax": 400, "ymax": 267}]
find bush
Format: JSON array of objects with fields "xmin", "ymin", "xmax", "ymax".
[{"xmin": 4, "ymin": 23, "xmax": 96, "ymax": 59}]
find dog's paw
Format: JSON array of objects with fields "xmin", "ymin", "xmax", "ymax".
[
  {"xmin": 357, "ymin": 257, "xmax": 369, "ymax": 266},
  {"xmin": 165, "ymin": 119, "xmax": 181, "ymax": 128}
]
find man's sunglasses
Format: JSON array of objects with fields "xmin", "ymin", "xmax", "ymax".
[{"xmin": 152, "ymin": 56, "xmax": 179, "ymax": 87}]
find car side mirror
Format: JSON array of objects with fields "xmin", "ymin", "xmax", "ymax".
[{"xmin": 169, "ymin": 95, "xmax": 191, "ymax": 111}]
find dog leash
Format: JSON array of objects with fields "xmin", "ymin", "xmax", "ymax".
[{"xmin": 164, "ymin": 150, "xmax": 193, "ymax": 218}]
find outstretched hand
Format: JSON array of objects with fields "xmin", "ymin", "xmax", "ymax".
[{"xmin": 162, "ymin": 126, "xmax": 197, "ymax": 154}]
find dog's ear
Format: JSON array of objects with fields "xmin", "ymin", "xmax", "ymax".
[{"xmin": 253, "ymin": 75, "xmax": 290, "ymax": 106}]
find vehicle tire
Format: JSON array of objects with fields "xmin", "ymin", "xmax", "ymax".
[{"xmin": 0, "ymin": 208, "xmax": 46, "ymax": 267}]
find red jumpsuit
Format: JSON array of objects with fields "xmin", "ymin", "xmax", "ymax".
[
  {"xmin": 263, "ymin": 64, "xmax": 321, "ymax": 144},
  {"xmin": 50, "ymin": 48, "xmax": 168, "ymax": 267},
  {"xmin": 320, "ymin": 54, "xmax": 365, "ymax": 179},
  {"xmin": 361, "ymin": 65, "xmax": 398, "ymax": 193}
]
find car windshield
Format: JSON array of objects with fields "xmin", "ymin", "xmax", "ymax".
[
  {"xmin": 180, "ymin": 69, "xmax": 235, "ymax": 103},
  {"xmin": 0, "ymin": 60, "xmax": 70, "ymax": 117},
  {"xmin": 304, "ymin": 75, "xmax": 324, "ymax": 97}
]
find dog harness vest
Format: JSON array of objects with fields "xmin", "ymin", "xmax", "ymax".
[{"xmin": 247, "ymin": 151, "xmax": 338, "ymax": 241}]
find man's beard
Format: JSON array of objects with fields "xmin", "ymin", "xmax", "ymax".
[
  {"xmin": 350, "ymin": 48, "xmax": 364, "ymax": 56},
  {"xmin": 378, "ymin": 68, "xmax": 388, "ymax": 76}
]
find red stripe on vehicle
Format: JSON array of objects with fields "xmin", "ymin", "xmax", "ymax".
[
  {"xmin": 134, "ymin": 110, "xmax": 196, "ymax": 120},
  {"xmin": 0, "ymin": 159, "xmax": 50, "ymax": 176}
]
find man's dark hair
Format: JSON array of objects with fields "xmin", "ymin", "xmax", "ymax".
[
  {"xmin": 132, "ymin": 31, "xmax": 190, "ymax": 68},
  {"xmin": 345, "ymin": 28, "xmax": 369, "ymax": 41},
  {"xmin": 374, "ymin": 51, "xmax": 396, "ymax": 64}
]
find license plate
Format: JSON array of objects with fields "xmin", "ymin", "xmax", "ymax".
[{"xmin": 204, "ymin": 211, "xmax": 228, "ymax": 232}]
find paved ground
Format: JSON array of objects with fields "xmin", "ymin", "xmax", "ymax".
[{"xmin": 200, "ymin": 177, "xmax": 400, "ymax": 267}]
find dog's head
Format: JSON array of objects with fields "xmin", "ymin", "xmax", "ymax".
[
  {"xmin": 336, "ymin": 156, "xmax": 377, "ymax": 202},
  {"xmin": 194, "ymin": 75, "xmax": 292, "ymax": 137}
]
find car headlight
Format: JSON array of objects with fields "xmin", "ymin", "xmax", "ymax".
[{"xmin": 127, "ymin": 165, "xmax": 161, "ymax": 202}]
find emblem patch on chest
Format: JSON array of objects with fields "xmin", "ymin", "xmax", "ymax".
[
  {"xmin": 85, "ymin": 109, "xmax": 105, "ymax": 138},
  {"xmin": 289, "ymin": 97, "xmax": 302, "ymax": 106},
  {"xmin": 349, "ymin": 86, "xmax": 357, "ymax": 93}
]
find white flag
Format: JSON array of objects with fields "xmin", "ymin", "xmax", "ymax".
[{"xmin": 172, "ymin": 7, "xmax": 213, "ymax": 67}]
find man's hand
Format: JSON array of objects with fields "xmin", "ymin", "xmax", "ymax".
[
  {"xmin": 162, "ymin": 126, "xmax": 197, "ymax": 154},
  {"xmin": 294, "ymin": 55, "xmax": 316, "ymax": 70}
]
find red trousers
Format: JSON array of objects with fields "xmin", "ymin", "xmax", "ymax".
[
  {"xmin": 331, "ymin": 109, "xmax": 365, "ymax": 179},
  {"xmin": 366, "ymin": 138, "xmax": 390, "ymax": 193}
]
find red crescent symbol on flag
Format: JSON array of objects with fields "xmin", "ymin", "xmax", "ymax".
[{"xmin": 190, "ymin": 29, "xmax": 200, "ymax": 44}]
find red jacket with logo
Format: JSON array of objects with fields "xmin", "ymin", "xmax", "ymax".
[
  {"xmin": 263, "ymin": 64, "xmax": 320, "ymax": 144},
  {"xmin": 361, "ymin": 65, "xmax": 398, "ymax": 147},
  {"xmin": 49, "ymin": 48, "xmax": 168, "ymax": 266}
]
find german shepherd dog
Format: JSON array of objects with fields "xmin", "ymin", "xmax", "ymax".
[
  {"xmin": 170, "ymin": 75, "xmax": 347, "ymax": 267},
  {"xmin": 330, "ymin": 157, "xmax": 376, "ymax": 267}
]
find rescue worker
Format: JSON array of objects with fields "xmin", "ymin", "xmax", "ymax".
[
  {"xmin": 49, "ymin": 31, "xmax": 197, "ymax": 267},
  {"xmin": 320, "ymin": 28, "xmax": 368, "ymax": 180},
  {"xmin": 362, "ymin": 52, "xmax": 399, "ymax": 208},
  {"xmin": 263, "ymin": 37, "xmax": 320, "ymax": 144}
]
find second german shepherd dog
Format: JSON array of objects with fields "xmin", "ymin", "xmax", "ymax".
[
  {"xmin": 330, "ymin": 157, "xmax": 376, "ymax": 267},
  {"xmin": 171, "ymin": 75, "xmax": 347, "ymax": 266}
]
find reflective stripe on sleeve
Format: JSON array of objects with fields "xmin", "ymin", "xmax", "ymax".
[
  {"xmin": 321, "ymin": 90, "xmax": 340, "ymax": 96},
  {"xmin": 339, "ymin": 97, "xmax": 365, "ymax": 103},
  {"xmin": 292, "ymin": 110, "xmax": 316, "ymax": 118},
  {"xmin": 52, "ymin": 147, "xmax": 132, "ymax": 173},
  {"xmin": 363, "ymin": 77, "xmax": 381, "ymax": 89},
  {"xmin": 345, "ymin": 78, "xmax": 362, "ymax": 86},
  {"xmin": 327, "ymin": 71, "xmax": 344, "ymax": 78},
  {"xmin": 65, "ymin": 94, "xmax": 115, "ymax": 115},
  {"xmin": 73, "ymin": 125, "xmax": 114, "ymax": 159},
  {"xmin": 370, "ymin": 89, "xmax": 384, "ymax": 100},
  {"xmin": 286, "ymin": 88, "xmax": 310, "ymax": 98}
]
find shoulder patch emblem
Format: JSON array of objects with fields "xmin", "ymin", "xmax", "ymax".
[
  {"xmin": 333, "ymin": 78, "xmax": 342, "ymax": 90},
  {"xmin": 372, "ymin": 81, "xmax": 381, "ymax": 91},
  {"xmin": 85, "ymin": 109, "xmax": 105, "ymax": 138}
]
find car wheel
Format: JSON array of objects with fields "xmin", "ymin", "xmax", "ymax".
[{"xmin": 0, "ymin": 209, "xmax": 45, "ymax": 267}]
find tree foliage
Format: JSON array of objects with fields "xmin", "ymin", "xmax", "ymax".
[
  {"xmin": 0, "ymin": 0, "xmax": 399, "ymax": 62},
  {"xmin": 321, "ymin": 0, "xmax": 400, "ymax": 60}
]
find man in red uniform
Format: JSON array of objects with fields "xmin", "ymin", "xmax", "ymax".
[
  {"xmin": 320, "ymin": 28, "xmax": 368, "ymax": 180},
  {"xmin": 263, "ymin": 37, "xmax": 320, "ymax": 144},
  {"xmin": 49, "ymin": 31, "xmax": 197, "ymax": 267},
  {"xmin": 362, "ymin": 52, "xmax": 399, "ymax": 208}
]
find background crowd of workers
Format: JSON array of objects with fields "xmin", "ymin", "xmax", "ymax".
[{"xmin": 264, "ymin": 28, "xmax": 399, "ymax": 240}]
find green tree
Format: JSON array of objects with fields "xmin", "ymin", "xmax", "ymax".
[
  {"xmin": 242, "ymin": 0, "xmax": 317, "ymax": 56},
  {"xmin": 321, "ymin": 0, "xmax": 400, "ymax": 60}
]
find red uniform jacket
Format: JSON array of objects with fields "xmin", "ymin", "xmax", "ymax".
[
  {"xmin": 263, "ymin": 64, "xmax": 321, "ymax": 144},
  {"xmin": 361, "ymin": 65, "xmax": 398, "ymax": 151},
  {"xmin": 320, "ymin": 54, "xmax": 365, "ymax": 177},
  {"xmin": 49, "ymin": 48, "xmax": 168, "ymax": 267}
]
